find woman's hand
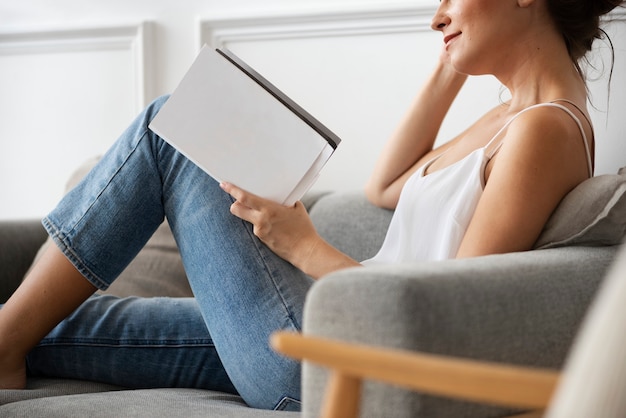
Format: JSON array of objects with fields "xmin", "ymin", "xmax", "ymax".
[
  {"xmin": 220, "ymin": 183, "xmax": 361, "ymax": 279},
  {"xmin": 220, "ymin": 182, "xmax": 318, "ymax": 263}
]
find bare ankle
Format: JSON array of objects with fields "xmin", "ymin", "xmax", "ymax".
[{"xmin": 0, "ymin": 347, "xmax": 27, "ymax": 389}]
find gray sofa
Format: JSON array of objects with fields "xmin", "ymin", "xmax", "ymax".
[{"xmin": 1, "ymin": 163, "xmax": 625, "ymax": 417}]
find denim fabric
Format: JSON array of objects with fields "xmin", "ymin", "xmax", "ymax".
[{"xmin": 31, "ymin": 96, "xmax": 313, "ymax": 411}]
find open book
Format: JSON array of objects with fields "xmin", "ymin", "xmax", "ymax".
[{"xmin": 149, "ymin": 45, "xmax": 341, "ymax": 206}]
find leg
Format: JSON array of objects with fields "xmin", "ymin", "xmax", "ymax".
[
  {"xmin": 0, "ymin": 245, "xmax": 96, "ymax": 389},
  {"xmin": 4, "ymin": 96, "xmax": 312, "ymax": 410},
  {"xmin": 127, "ymin": 106, "xmax": 314, "ymax": 410},
  {"xmin": 161, "ymin": 156, "xmax": 313, "ymax": 410},
  {"xmin": 27, "ymin": 295, "xmax": 237, "ymax": 394}
]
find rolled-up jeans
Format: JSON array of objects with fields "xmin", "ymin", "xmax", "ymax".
[{"xmin": 27, "ymin": 95, "xmax": 313, "ymax": 411}]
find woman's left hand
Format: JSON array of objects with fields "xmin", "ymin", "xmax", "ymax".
[{"xmin": 219, "ymin": 182, "xmax": 320, "ymax": 266}]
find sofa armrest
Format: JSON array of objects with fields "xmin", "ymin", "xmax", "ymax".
[
  {"xmin": 0, "ymin": 220, "xmax": 47, "ymax": 303},
  {"xmin": 301, "ymin": 245, "xmax": 618, "ymax": 418}
]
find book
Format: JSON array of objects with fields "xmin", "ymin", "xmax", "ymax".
[{"xmin": 148, "ymin": 45, "xmax": 341, "ymax": 206}]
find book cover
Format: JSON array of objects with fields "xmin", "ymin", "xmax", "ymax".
[{"xmin": 149, "ymin": 45, "xmax": 341, "ymax": 205}]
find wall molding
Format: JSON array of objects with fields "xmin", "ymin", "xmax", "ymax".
[
  {"xmin": 0, "ymin": 22, "xmax": 154, "ymax": 110},
  {"xmin": 198, "ymin": 4, "xmax": 437, "ymax": 49},
  {"xmin": 199, "ymin": 4, "xmax": 626, "ymax": 49}
]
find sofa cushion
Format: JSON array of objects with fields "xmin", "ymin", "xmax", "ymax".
[
  {"xmin": 535, "ymin": 168, "xmax": 626, "ymax": 249},
  {"xmin": 0, "ymin": 381, "xmax": 298, "ymax": 417},
  {"xmin": 0, "ymin": 378, "xmax": 124, "ymax": 405}
]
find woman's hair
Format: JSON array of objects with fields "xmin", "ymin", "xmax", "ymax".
[{"xmin": 546, "ymin": 0, "xmax": 623, "ymax": 78}]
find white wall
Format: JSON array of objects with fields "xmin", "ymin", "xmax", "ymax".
[{"xmin": 1, "ymin": 0, "xmax": 625, "ymax": 219}]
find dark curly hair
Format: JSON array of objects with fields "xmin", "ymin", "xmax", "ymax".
[{"xmin": 546, "ymin": 0, "xmax": 623, "ymax": 79}]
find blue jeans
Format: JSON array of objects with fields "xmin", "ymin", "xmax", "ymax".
[{"xmin": 28, "ymin": 96, "xmax": 313, "ymax": 411}]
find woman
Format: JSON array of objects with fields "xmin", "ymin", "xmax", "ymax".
[{"xmin": 0, "ymin": 0, "xmax": 622, "ymax": 411}]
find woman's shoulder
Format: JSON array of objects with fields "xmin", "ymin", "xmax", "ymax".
[
  {"xmin": 504, "ymin": 101, "xmax": 592, "ymax": 152},
  {"xmin": 489, "ymin": 100, "xmax": 593, "ymax": 185}
]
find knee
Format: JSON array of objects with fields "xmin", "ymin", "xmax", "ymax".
[
  {"xmin": 137, "ymin": 95, "xmax": 171, "ymax": 142},
  {"xmin": 150, "ymin": 94, "xmax": 170, "ymax": 109},
  {"xmin": 145, "ymin": 95, "xmax": 170, "ymax": 120}
]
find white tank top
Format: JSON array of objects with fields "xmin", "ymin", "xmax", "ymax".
[{"xmin": 363, "ymin": 102, "xmax": 593, "ymax": 265}]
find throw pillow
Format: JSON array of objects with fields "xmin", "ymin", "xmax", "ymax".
[{"xmin": 534, "ymin": 168, "xmax": 626, "ymax": 249}]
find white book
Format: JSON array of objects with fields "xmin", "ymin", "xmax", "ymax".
[{"xmin": 149, "ymin": 45, "xmax": 341, "ymax": 206}]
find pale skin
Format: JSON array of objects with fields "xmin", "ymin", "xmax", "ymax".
[{"xmin": 0, "ymin": 0, "xmax": 595, "ymax": 390}]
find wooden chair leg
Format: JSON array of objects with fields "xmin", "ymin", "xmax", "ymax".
[{"xmin": 320, "ymin": 371, "xmax": 363, "ymax": 418}]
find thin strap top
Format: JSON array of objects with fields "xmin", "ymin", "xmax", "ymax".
[{"xmin": 363, "ymin": 101, "xmax": 595, "ymax": 264}]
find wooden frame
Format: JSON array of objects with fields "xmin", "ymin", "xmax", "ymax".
[{"xmin": 271, "ymin": 332, "xmax": 560, "ymax": 418}]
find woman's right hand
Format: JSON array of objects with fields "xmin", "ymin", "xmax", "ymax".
[{"xmin": 221, "ymin": 183, "xmax": 361, "ymax": 280}]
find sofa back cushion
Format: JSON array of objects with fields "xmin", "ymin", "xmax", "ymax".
[
  {"xmin": 307, "ymin": 168, "xmax": 626, "ymax": 260},
  {"xmin": 308, "ymin": 191, "xmax": 393, "ymax": 262}
]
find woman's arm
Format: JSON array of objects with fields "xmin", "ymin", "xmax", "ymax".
[
  {"xmin": 365, "ymin": 61, "xmax": 467, "ymax": 209},
  {"xmin": 220, "ymin": 183, "xmax": 361, "ymax": 280}
]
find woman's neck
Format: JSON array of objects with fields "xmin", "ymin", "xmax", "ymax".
[{"xmin": 496, "ymin": 29, "xmax": 588, "ymax": 111}]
